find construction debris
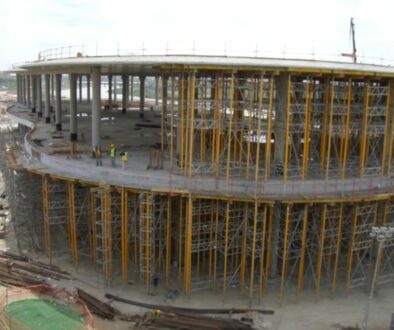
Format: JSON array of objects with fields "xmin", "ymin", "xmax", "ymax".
[
  {"xmin": 77, "ymin": 288, "xmax": 120, "ymax": 320},
  {"xmin": 0, "ymin": 251, "xmax": 72, "ymax": 287}
]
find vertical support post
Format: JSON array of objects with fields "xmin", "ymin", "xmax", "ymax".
[
  {"xmin": 184, "ymin": 195, "xmax": 193, "ymax": 294},
  {"xmin": 341, "ymin": 80, "xmax": 352, "ymax": 178},
  {"xmin": 259, "ymin": 205, "xmax": 268, "ymax": 301},
  {"xmin": 296, "ymin": 204, "xmax": 308, "ymax": 300},
  {"xmin": 67, "ymin": 182, "xmax": 78, "ymax": 269},
  {"xmin": 130, "ymin": 76, "xmax": 134, "ymax": 102},
  {"xmin": 179, "ymin": 74, "xmax": 185, "ymax": 170},
  {"xmin": 44, "ymin": 74, "xmax": 51, "ymax": 123},
  {"xmin": 122, "ymin": 74, "xmax": 129, "ymax": 113},
  {"xmin": 240, "ymin": 203, "xmax": 248, "ymax": 292},
  {"xmin": 155, "ymin": 76, "xmax": 159, "ymax": 106},
  {"xmin": 42, "ymin": 176, "xmax": 51, "ymax": 263},
  {"xmin": 139, "ymin": 75, "xmax": 145, "ymax": 118},
  {"xmin": 188, "ymin": 71, "xmax": 196, "ymax": 177},
  {"xmin": 280, "ymin": 204, "xmax": 291, "ymax": 305},
  {"xmin": 226, "ymin": 73, "xmax": 235, "ymax": 179},
  {"xmin": 283, "ymin": 76, "xmax": 292, "ymax": 180},
  {"xmin": 88, "ymin": 189, "xmax": 96, "ymax": 264},
  {"xmin": 346, "ymin": 204, "xmax": 359, "ymax": 291},
  {"xmin": 265, "ymin": 77, "xmax": 274, "ymax": 180},
  {"xmin": 78, "ymin": 75, "xmax": 83, "ymax": 102},
  {"xmin": 121, "ymin": 188, "xmax": 129, "ymax": 283},
  {"xmin": 31, "ymin": 75, "xmax": 36, "ymax": 112},
  {"xmin": 87, "ymin": 74, "xmax": 91, "ymax": 102},
  {"xmin": 91, "ymin": 66, "xmax": 101, "ymax": 150},
  {"xmin": 69, "ymin": 73, "xmax": 78, "ymax": 141},
  {"xmin": 222, "ymin": 201, "xmax": 230, "ymax": 300},
  {"xmin": 325, "ymin": 82, "xmax": 335, "ymax": 179},
  {"xmin": 166, "ymin": 196, "xmax": 172, "ymax": 285},
  {"xmin": 332, "ymin": 204, "xmax": 344, "ymax": 296},
  {"xmin": 255, "ymin": 73, "xmax": 264, "ymax": 181},
  {"xmin": 36, "ymin": 75, "xmax": 42, "ymax": 118},
  {"xmin": 246, "ymin": 79, "xmax": 254, "ymax": 179},
  {"xmin": 360, "ymin": 83, "xmax": 370, "ymax": 177},
  {"xmin": 27, "ymin": 74, "xmax": 31, "ymax": 109},
  {"xmin": 161, "ymin": 76, "xmax": 168, "ymax": 155},
  {"xmin": 316, "ymin": 204, "xmax": 327, "ymax": 300},
  {"xmin": 104, "ymin": 189, "xmax": 112, "ymax": 281},
  {"xmin": 55, "ymin": 74, "xmax": 62, "ymax": 131},
  {"xmin": 382, "ymin": 81, "xmax": 392, "ymax": 175},
  {"xmin": 249, "ymin": 200, "xmax": 259, "ymax": 306},
  {"xmin": 170, "ymin": 76, "xmax": 175, "ymax": 168},
  {"xmin": 302, "ymin": 82, "xmax": 312, "ymax": 178},
  {"xmin": 108, "ymin": 75, "xmax": 112, "ymax": 110}
]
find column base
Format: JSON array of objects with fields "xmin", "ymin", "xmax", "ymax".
[
  {"xmin": 45, "ymin": 117, "xmax": 50, "ymax": 123},
  {"xmin": 37, "ymin": 112, "xmax": 42, "ymax": 118},
  {"xmin": 139, "ymin": 112, "xmax": 144, "ymax": 119},
  {"xmin": 122, "ymin": 108, "xmax": 126, "ymax": 114},
  {"xmin": 56, "ymin": 123, "xmax": 62, "ymax": 131},
  {"xmin": 31, "ymin": 107, "xmax": 36, "ymax": 113},
  {"xmin": 70, "ymin": 133, "xmax": 78, "ymax": 142}
]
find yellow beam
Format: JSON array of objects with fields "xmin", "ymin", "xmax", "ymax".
[
  {"xmin": 265, "ymin": 77, "xmax": 274, "ymax": 180},
  {"xmin": 188, "ymin": 72, "xmax": 196, "ymax": 177},
  {"xmin": 255, "ymin": 73, "xmax": 264, "ymax": 181},
  {"xmin": 331, "ymin": 204, "xmax": 344, "ymax": 296},
  {"xmin": 315, "ymin": 204, "xmax": 327, "ymax": 300},
  {"xmin": 296, "ymin": 204, "xmax": 308, "ymax": 300},
  {"xmin": 226, "ymin": 74, "xmax": 235, "ymax": 179},
  {"xmin": 249, "ymin": 200, "xmax": 259, "ymax": 306},
  {"xmin": 222, "ymin": 202, "xmax": 230, "ymax": 300},
  {"xmin": 121, "ymin": 187, "xmax": 129, "ymax": 283},
  {"xmin": 359, "ymin": 83, "xmax": 370, "ymax": 177},
  {"xmin": 283, "ymin": 76, "xmax": 291, "ymax": 180},
  {"xmin": 41, "ymin": 176, "xmax": 51, "ymax": 263},
  {"xmin": 280, "ymin": 204, "xmax": 291, "ymax": 305}
]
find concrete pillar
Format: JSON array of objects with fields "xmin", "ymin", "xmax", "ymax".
[
  {"xmin": 27, "ymin": 74, "xmax": 31, "ymax": 109},
  {"xmin": 24, "ymin": 75, "xmax": 28, "ymax": 105},
  {"xmin": 87, "ymin": 74, "xmax": 91, "ymax": 102},
  {"xmin": 269, "ymin": 204, "xmax": 281, "ymax": 278},
  {"xmin": 274, "ymin": 74, "xmax": 288, "ymax": 166},
  {"xmin": 155, "ymin": 76, "xmax": 159, "ymax": 106},
  {"xmin": 91, "ymin": 67, "xmax": 101, "ymax": 149},
  {"xmin": 44, "ymin": 74, "xmax": 51, "ymax": 123},
  {"xmin": 21, "ymin": 76, "xmax": 26, "ymax": 105},
  {"xmin": 50, "ymin": 74, "xmax": 55, "ymax": 112},
  {"xmin": 113, "ymin": 76, "xmax": 117, "ymax": 102},
  {"xmin": 139, "ymin": 75, "xmax": 145, "ymax": 118},
  {"xmin": 69, "ymin": 73, "xmax": 78, "ymax": 141},
  {"xmin": 31, "ymin": 75, "xmax": 36, "ymax": 113},
  {"xmin": 36, "ymin": 75, "xmax": 42, "ymax": 118},
  {"xmin": 55, "ymin": 74, "xmax": 62, "ymax": 131},
  {"xmin": 130, "ymin": 76, "xmax": 134, "ymax": 102},
  {"xmin": 108, "ymin": 75, "xmax": 112, "ymax": 110},
  {"xmin": 122, "ymin": 74, "xmax": 129, "ymax": 113},
  {"xmin": 78, "ymin": 75, "xmax": 83, "ymax": 102}
]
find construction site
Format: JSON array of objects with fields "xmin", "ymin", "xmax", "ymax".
[{"xmin": 0, "ymin": 52, "xmax": 394, "ymax": 328}]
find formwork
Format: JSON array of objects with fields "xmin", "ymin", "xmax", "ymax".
[{"xmin": 5, "ymin": 59, "xmax": 394, "ymax": 305}]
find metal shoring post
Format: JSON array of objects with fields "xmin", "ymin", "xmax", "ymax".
[
  {"xmin": 332, "ymin": 204, "xmax": 344, "ymax": 296},
  {"xmin": 184, "ymin": 74, "xmax": 191, "ymax": 176},
  {"xmin": 179, "ymin": 74, "xmax": 185, "ymax": 171},
  {"xmin": 200, "ymin": 78, "xmax": 206, "ymax": 163},
  {"xmin": 341, "ymin": 80, "xmax": 352, "ymax": 178},
  {"xmin": 246, "ymin": 79, "xmax": 254, "ymax": 179},
  {"xmin": 88, "ymin": 189, "xmax": 96, "ymax": 264},
  {"xmin": 265, "ymin": 77, "xmax": 274, "ymax": 180},
  {"xmin": 320, "ymin": 80, "xmax": 330, "ymax": 170},
  {"xmin": 188, "ymin": 71, "xmax": 196, "ymax": 177},
  {"xmin": 213, "ymin": 201, "xmax": 219, "ymax": 288},
  {"xmin": 325, "ymin": 83, "xmax": 335, "ymax": 180},
  {"xmin": 359, "ymin": 83, "xmax": 370, "ymax": 177},
  {"xmin": 166, "ymin": 196, "xmax": 172, "ymax": 285},
  {"xmin": 254, "ymin": 73, "xmax": 264, "ymax": 181},
  {"xmin": 265, "ymin": 205, "xmax": 273, "ymax": 289},
  {"xmin": 215, "ymin": 78, "xmax": 223, "ymax": 177},
  {"xmin": 381, "ymin": 81, "xmax": 391, "ymax": 175},
  {"xmin": 225, "ymin": 74, "xmax": 235, "ymax": 179},
  {"xmin": 178, "ymin": 198, "xmax": 183, "ymax": 284},
  {"xmin": 296, "ymin": 204, "xmax": 308, "ymax": 300},
  {"xmin": 222, "ymin": 201, "xmax": 230, "ymax": 301},
  {"xmin": 104, "ymin": 189, "xmax": 112, "ymax": 282},
  {"xmin": 121, "ymin": 188, "xmax": 129, "ymax": 283},
  {"xmin": 42, "ymin": 175, "xmax": 51, "ymax": 262},
  {"xmin": 283, "ymin": 76, "xmax": 292, "ymax": 181},
  {"xmin": 315, "ymin": 204, "xmax": 328, "ymax": 300},
  {"xmin": 362, "ymin": 226, "xmax": 394, "ymax": 330},
  {"xmin": 386, "ymin": 81, "xmax": 394, "ymax": 174},
  {"xmin": 170, "ymin": 76, "xmax": 175, "ymax": 169},
  {"xmin": 301, "ymin": 81, "xmax": 312, "ymax": 179},
  {"xmin": 240, "ymin": 203, "xmax": 248, "ymax": 292},
  {"xmin": 248, "ymin": 200, "xmax": 259, "ymax": 306},
  {"xmin": 184, "ymin": 195, "xmax": 193, "ymax": 294},
  {"xmin": 259, "ymin": 205, "xmax": 268, "ymax": 302},
  {"xmin": 145, "ymin": 193, "xmax": 151, "ymax": 289},
  {"xmin": 346, "ymin": 204, "xmax": 359, "ymax": 292},
  {"xmin": 161, "ymin": 75, "xmax": 166, "ymax": 158},
  {"xmin": 208, "ymin": 201, "xmax": 214, "ymax": 281},
  {"xmin": 280, "ymin": 204, "xmax": 291, "ymax": 305},
  {"xmin": 67, "ymin": 182, "xmax": 78, "ymax": 269}
]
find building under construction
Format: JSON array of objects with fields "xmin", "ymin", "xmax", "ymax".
[{"xmin": 1, "ymin": 54, "xmax": 394, "ymax": 305}]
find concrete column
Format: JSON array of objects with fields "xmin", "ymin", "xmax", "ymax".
[
  {"xmin": 91, "ymin": 67, "xmax": 101, "ymax": 149},
  {"xmin": 55, "ymin": 74, "xmax": 62, "ymax": 131},
  {"xmin": 139, "ymin": 75, "xmax": 145, "ymax": 118},
  {"xmin": 69, "ymin": 73, "xmax": 78, "ymax": 141},
  {"xmin": 36, "ymin": 75, "xmax": 42, "ymax": 118},
  {"xmin": 87, "ymin": 74, "xmax": 91, "ymax": 102},
  {"xmin": 44, "ymin": 74, "xmax": 51, "ymax": 123},
  {"xmin": 21, "ymin": 76, "xmax": 26, "ymax": 105},
  {"xmin": 78, "ymin": 75, "xmax": 83, "ymax": 102},
  {"xmin": 24, "ymin": 75, "xmax": 28, "ymax": 105},
  {"xmin": 155, "ymin": 76, "xmax": 159, "ymax": 106},
  {"xmin": 130, "ymin": 76, "xmax": 134, "ymax": 102},
  {"xmin": 31, "ymin": 75, "xmax": 36, "ymax": 113},
  {"xmin": 50, "ymin": 74, "xmax": 55, "ymax": 111},
  {"xmin": 108, "ymin": 75, "xmax": 112, "ymax": 110},
  {"xmin": 274, "ymin": 74, "xmax": 289, "ymax": 166},
  {"xmin": 122, "ymin": 74, "xmax": 129, "ymax": 113},
  {"xmin": 26, "ymin": 74, "xmax": 31, "ymax": 109},
  {"xmin": 113, "ymin": 76, "xmax": 117, "ymax": 102}
]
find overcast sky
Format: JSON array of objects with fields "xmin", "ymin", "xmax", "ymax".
[{"xmin": 0, "ymin": 0, "xmax": 392, "ymax": 70}]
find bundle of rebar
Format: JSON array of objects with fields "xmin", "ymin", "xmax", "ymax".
[{"xmin": 0, "ymin": 251, "xmax": 72, "ymax": 287}]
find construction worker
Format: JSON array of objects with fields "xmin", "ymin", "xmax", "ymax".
[
  {"xmin": 121, "ymin": 150, "xmax": 128, "ymax": 169},
  {"xmin": 95, "ymin": 146, "xmax": 103, "ymax": 166},
  {"xmin": 110, "ymin": 144, "xmax": 117, "ymax": 167}
]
